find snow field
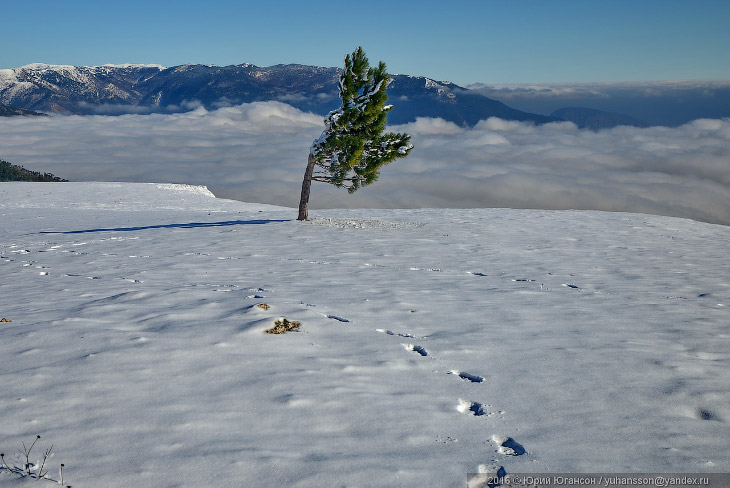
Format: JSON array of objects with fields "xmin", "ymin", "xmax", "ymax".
[{"xmin": 1, "ymin": 183, "xmax": 729, "ymax": 487}]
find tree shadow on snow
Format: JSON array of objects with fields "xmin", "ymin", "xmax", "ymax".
[{"xmin": 40, "ymin": 219, "xmax": 291, "ymax": 234}]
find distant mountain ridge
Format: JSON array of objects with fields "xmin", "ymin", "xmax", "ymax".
[
  {"xmin": 467, "ymin": 81, "xmax": 730, "ymax": 127},
  {"xmin": 0, "ymin": 101, "xmax": 46, "ymax": 116},
  {"xmin": 551, "ymin": 106, "xmax": 649, "ymax": 129},
  {"xmin": 0, "ymin": 62, "xmax": 557, "ymax": 126}
]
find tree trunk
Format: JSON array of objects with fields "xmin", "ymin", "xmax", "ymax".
[{"xmin": 297, "ymin": 153, "xmax": 316, "ymax": 220}]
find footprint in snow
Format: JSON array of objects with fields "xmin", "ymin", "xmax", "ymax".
[
  {"xmin": 246, "ymin": 287, "xmax": 270, "ymax": 298},
  {"xmin": 449, "ymin": 370, "xmax": 484, "ymax": 383},
  {"xmin": 457, "ymin": 398, "xmax": 486, "ymax": 416},
  {"xmin": 404, "ymin": 343, "xmax": 429, "ymax": 356},
  {"xmin": 492, "ymin": 435, "xmax": 526, "ymax": 456},
  {"xmin": 376, "ymin": 328, "xmax": 415, "ymax": 338},
  {"xmin": 695, "ymin": 407, "xmax": 720, "ymax": 421},
  {"xmin": 305, "ymin": 307, "xmax": 351, "ymax": 322}
]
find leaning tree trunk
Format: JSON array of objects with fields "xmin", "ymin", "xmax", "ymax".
[{"xmin": 297, "ymin": 153, "xmax": 316, "ymax": 220}]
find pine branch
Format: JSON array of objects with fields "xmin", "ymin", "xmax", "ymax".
[{"xmin": 298, "ymin": 46, "xmax": 413, "ymax": 219}]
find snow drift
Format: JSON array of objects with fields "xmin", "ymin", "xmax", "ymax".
[{"xmin": 1, "ymin": 183, "xmax": 729, "ymax": 487}]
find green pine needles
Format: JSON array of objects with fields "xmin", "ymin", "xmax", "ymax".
[{"xmin": 297, "ymin": 47, "xmax": 413, "ymax": 220}]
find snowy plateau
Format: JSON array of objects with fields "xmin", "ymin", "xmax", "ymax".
[{"xmin": 1, "ymin": 182, "xmax": 729, "ymax": 487}]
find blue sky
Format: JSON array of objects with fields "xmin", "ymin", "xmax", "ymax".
[{"xmin": 4, "ymin": 0, "xmax": 730, "ymax": 84}]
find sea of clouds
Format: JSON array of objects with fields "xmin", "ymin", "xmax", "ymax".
[{"xmin": 1, "ymin": 101, "xmax": 729, "ymax": 225}]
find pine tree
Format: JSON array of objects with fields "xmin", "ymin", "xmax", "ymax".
[{"xmin": 297, "ymin": 47, "xmax": 413, "ymax": 220}]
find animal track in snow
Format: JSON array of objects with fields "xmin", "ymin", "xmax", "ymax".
[
  {"xmin": 449, "ymin": 370, "xmax": 484, "ymax": 383},
  {"xmin": 376, "ymin": 328, "xmax": 416, "ymax": 338},
  {"xmin": 209, "ymin": 284, "xmax": 239, "ymax": 292},
  {"xmin": 245, "ymin": 287, "xmax": 270, "ymax": 298},
  {"xmin": 457, "ymin": 399, "xmax": 486, "ymax": 416},
  {"xmin": 435, "ymin": 435, "xmax": 458, "ymax": 444},
  {"xmin": 303, "ymin": 306, "xmax": 351, "ymax": 323},
  {"xmin": 695, "ymin": 407, "xmax": 720, "ymax": 421},
  {"xmin": 404, "ymin": 344, "xmax": 429, "ymax": 356},
  {"xmin": 492, "ymin": 435, "xmax": 526, "ymax": 456}
]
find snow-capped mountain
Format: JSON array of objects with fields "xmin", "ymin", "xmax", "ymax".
[
  {"xmin": 0, "ymin": 62, "xmax": 556, "ymax": 125},
  {"xmin": 0, "ymin": 63, "xmax": 164, "ymax": 113}
]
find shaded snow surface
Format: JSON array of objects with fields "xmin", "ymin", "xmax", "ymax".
[{"xmin": 1, "ymin": 182, "xmax": 729, "ymax": 487}]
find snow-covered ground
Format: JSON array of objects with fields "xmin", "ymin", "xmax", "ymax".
[{"xmin": 1, "ymin": 182, "xmax": 729, "ymax": 487}]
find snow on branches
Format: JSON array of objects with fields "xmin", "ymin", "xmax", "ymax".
[
  {"xmin": 298, "ymin": 47, "xmax": 413, "ymax": 219},
  {"xmin": 308, "ymin": 48, "xmax": 412, "ymax": 185}
]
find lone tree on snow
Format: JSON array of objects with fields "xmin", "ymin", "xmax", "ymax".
[{"xmin": 297, "ymin": 47, "xmax": 413, "ymax": 220}]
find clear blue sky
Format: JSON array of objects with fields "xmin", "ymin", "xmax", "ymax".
[{"xmin": 4, "ymin": 0, "xmax": 729, "ymax": 84}]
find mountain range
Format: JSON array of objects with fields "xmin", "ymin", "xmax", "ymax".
[
  {"xmin": 0, "ymin": 63, "xmax": 558, "ymax": 126},
  {"xmin": 0, "ymin": 101, "xmax": 45, "ymax": 116},
  {"xmin": 550, "ymin": 106, "xmax": 649, "ymax": 130},
  {"xmin": 467, "ymin": 80, "xmax": 730, "ymax": 127}
]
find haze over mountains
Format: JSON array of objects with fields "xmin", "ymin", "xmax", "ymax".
[{"xmin": 469, "ymin": 80, "xmax": 730, "ymax": 127}]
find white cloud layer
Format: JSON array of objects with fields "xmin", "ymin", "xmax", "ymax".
[{"xmin": 1, "ymin": 102, "xmax": 729, "ymax": 225}]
